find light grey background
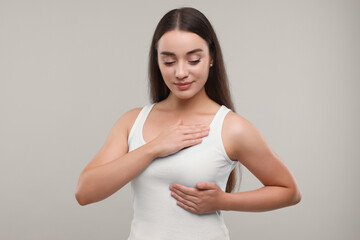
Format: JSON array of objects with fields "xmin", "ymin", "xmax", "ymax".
[{"xmin": 1, "ymin": 0, "xmax": 359, "ymax": 239}]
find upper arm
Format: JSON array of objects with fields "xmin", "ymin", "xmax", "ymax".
[
  {"xmin": 81, "ymin": 107, "xmax": 142, "ymax": 173},
  {"xmin": 223, "ymin": 112, "xmax": 298, "ymax": 188}
]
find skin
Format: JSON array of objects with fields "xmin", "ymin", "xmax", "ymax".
[{"xmin": 75, "ymin": 30, "xmax": 301, "ymax": 214}]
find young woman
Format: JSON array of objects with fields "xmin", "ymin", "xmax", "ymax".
[{"xmin": 75, "ymin": 7, "xmax": 301, "ymax": 240}]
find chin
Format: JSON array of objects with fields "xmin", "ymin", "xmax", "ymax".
[
  {"xmin": 169, "ymin": 90, "xmax": 195, "ymax": 100},
  {"xmin": 174, "ymin": 93, "xmax": 195, "ymax": 100}
]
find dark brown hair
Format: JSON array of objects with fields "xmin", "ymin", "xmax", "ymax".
[{"xmin": 148, "ymin": 7, "xmax": 239, "ymax": 193}]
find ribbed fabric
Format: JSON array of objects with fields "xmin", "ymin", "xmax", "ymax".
[{"xmin": 127, "ymin": 103, "xmax": 237, "ymax": 240}]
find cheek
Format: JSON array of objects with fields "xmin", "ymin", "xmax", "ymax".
[
  {"xmin": 158, "ymin": 66, "xmax": 174, "ymax": 88},
  {"xmin": 159, "ymin": 67, "xmax": 173, "ymax": 81},
  {"xmin": 194, "ymin": 64, "xmax": 210, "ymax": 80}
]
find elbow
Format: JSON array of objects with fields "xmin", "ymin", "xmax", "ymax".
[
  {"xmin": 75, "ymin": 172, "xmax": 95, "ymax": 206},
  {"xmin": 75, "ymin": 192, "xmax": 87, "ymax": 206},
  {"xmin": 75, "ymin": 190, "xmax": 86, "ymax": 206},
  {"xmin": 75, "ymin": 185, "xmax": 91, "ymax": 206},
  {"xmin": 294, "ymin": 190, "xmax": 302, "ymax": 204},
  {"xmin": 289, "ymin": 187, "xmax": 302, "ymax": 206}
]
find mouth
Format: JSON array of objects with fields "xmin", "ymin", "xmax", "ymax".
[{"xmin": 174, "ymin": 81, "xmax": 194, "ymax": 90}]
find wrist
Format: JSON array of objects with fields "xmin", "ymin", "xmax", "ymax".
[
  {"xmin": 219, "ymin": 192, "xmax": 232, "ymax": 211},
  {"xmin": 143, "ymin": 140, "xmax": 160, "ymax": 159}
]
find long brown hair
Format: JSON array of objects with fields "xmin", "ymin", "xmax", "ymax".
[{"xmin": 148, "ymin": 7, "xmax": 240, "ymax": 193}]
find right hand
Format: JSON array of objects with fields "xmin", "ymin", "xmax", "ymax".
[{"xmin": 148, "ymin": 120, "xmax": 210, "ymax": 158}]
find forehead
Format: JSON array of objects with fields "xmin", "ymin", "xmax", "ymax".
[{"xmin": 157, "ymin": 30, "xmax": 209, "ymax": 55}]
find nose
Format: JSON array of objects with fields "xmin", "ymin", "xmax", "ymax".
[{"xmin": 175, "ymin": 61, "xmax": 188, "ymax": 80}]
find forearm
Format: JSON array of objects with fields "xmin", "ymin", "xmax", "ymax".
[
  {"xmin": 76, "ymin": 142, "xmax": 158, "ymax": 205},
  {"xmin": 221, "ymin": 186, "xmax": 301, "ymax": 212}
]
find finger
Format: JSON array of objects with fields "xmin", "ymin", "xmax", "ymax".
[
  {"xmin": 172, "ymin": 184, "xmax": 199, "ymax": 197},
  {"xmin": 171, "ymin": 191, "xmax": 199, "ymax": 210},
  {"xmin": 182, "ymin": 138, "xmax": 203, "ymax": 148},
  {"xmin": 171, "ymin": 188, "xmax": 198, "ymax": 203},
  {"xmin": 176, "ymin": 200, "xmax": 198, "ymax": 214},
  {"xmin": 194, "ymin": 123, "xmax": 207, "ymax": 128},
  {"xmin": 171, "ymin": 190, "xmax": 198, "ymax": 207},
  {"xmin": 178, "ymin": 125, "xmax": 209, "ymax": 136},
  {"xmin": 183, "ymin": 124, "xmax": 209, "ymax": 129},
  {"xmin": 179, "ymin": 125, "xmax": 209, "ymax": 134},
  {"xmin": 182, "ymin": 127, "xmax": 210, "ymax": 135},
  {"xmin": 196, "ymin": 182, "xmax": 217, "ymax": 190},
  {"xmin": 182, "ymin": 131, "xmax": 209, "ymax": 141}
]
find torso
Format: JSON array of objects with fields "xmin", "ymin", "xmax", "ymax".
[
  {"xmin": 126, "ymin": 102, "xmax": 238, "ymax": 239},
  {"xmin": 127, "ymin": 101, "xmax": 240, "ymax": 162}
]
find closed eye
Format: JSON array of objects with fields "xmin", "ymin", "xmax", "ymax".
[
  {"xmin": 189, "ymin": 59, "xmax": 201, "ymax": 65},
  {"xmin": 164, "ymin": 61, "xmax": 175, "ymax": 66},
  {"xmin": 163, "ymin": 59, "xmax": 201, "ymax": 66}
]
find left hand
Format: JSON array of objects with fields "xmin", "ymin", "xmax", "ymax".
[{"xmin": 169, "ymin": 182, "xmax": 226, "ymax": 214}]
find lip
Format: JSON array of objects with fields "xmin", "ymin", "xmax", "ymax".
[{"xmin": 174, "ymin": 81, "xmax": 194, "ymax": 90}]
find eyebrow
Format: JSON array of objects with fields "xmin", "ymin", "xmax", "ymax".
[{"xmin": 160, "ymin": 48, "xmax": 203, "ymax": 56}]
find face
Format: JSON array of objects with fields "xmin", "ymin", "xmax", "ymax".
[{"xmin": 157, "ymin": 30, "xmax": 213, "ymax": 100}]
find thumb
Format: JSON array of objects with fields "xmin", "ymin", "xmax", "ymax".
[{"xmin": 196, "ymin": 182, "xmax": 216, "ymax": 190}]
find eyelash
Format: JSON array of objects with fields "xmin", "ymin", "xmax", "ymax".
[
  {"xmin": 163, "ymin": 59, "xmax": 201, "ymax": 66},
  {"xmin": 190, "ymin": 59, "xmax": 201, "ymax": 65}
]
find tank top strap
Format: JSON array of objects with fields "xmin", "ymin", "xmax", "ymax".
[
  {"xmin": 208, "ymin": 105, "xmax": 234, "ymax": 164},
  {"xmin": 128, "ymin": 103, "xmax": 156, "ymax": 143},
  {"xmin": 209, "ymin": 105, "xmax": 231, "ymax": 134}
]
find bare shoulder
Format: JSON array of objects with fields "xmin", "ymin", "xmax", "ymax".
[
  {"xmin": 223, "ymin": 111, "xmax": 253, "ymax": 134},
  {"xmin": 112, "ymin": 107, "xmax": 143, "ymax": 138},
  {"xmin": 222, "ymin": 111, "xmax": 269, "ymax": 162},
  {"xmin": 82, "ymin": 107, "xmax": 143, "ymax": 172}
]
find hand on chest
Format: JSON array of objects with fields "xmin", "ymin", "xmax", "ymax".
[
  {"xmin": 139, "ymin": 138, "xmax": 230, "ymax": 188},
  {"xmin": 143, "ymin": 113, "xmax": 214, "ymax": 144}
]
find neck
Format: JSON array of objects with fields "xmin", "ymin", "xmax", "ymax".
[{"xmin": 163, "ymin": 88, "xmax": 214, "ymax": 113}]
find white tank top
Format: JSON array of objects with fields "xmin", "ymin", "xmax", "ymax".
[{"xmin": 127, "ymin": 103, "xmax": 237, "ymax": 240}]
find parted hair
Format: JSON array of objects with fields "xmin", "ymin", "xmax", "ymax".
[{"xmin": 148, "ymin": 7, "xmax": 239, "ymax": 193}]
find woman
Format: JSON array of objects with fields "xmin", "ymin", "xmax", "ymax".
[{"xmin": 75, "ymin": 7, "xmax": 301, "ymax": 239}]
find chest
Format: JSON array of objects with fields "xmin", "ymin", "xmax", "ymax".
[
  {"xmin": 135, "ymin": 137, "xmax": 231, "ymax": 188},
  {"xmin": 142, "ymin": 111, "xmax": 215, "ymax": 143}
]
